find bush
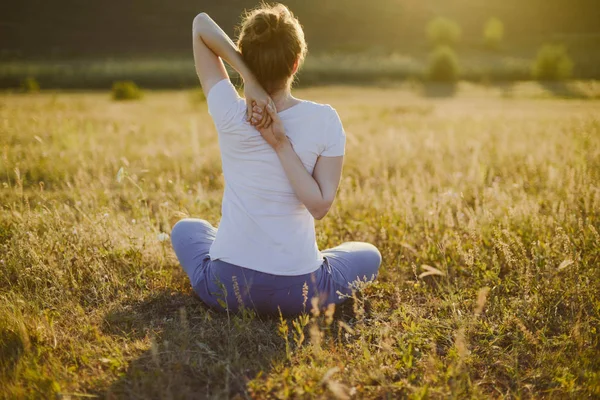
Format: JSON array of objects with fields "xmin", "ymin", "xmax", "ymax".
[
  {"xmin": 111, "ymin": 81, "xmax": 143, "ymax": 100},
  {"xmin": 532, "ymin": 45, "xmax": 574, "ymax": 81},
  {"xmin": 484, "ymin": 18, "xmax": 504, "ymax": 50},
  {"xmin": 426, "ymin": 17, "xmax": 461, "ymax": 47},
  {"xmin": 21, "ymin": 77, "xmax": 40, "ymax": 93},
  {"xmin": 428, "ymin": 46, "xmax": 460, "ymax": 82}
]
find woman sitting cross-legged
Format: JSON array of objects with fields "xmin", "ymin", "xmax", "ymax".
[{"xmin": 171, "ymin": 3, "xmax": 381, "ymax": 316}]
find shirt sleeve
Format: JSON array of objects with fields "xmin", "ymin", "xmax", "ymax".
[
  {"xmin": 206, "ymin": 78, "xmax": 243, "ymax": 131},
  {"xmin": 320, "ymin": 107, "xmax": 346, "ymax": 157}
]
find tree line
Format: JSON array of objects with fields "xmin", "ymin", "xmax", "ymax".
[{"xmin": 1, "ymin": 0, "xmax": 598, "ymax": 58}]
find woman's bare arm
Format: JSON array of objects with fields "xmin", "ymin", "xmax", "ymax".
[
  {"xmin": 276, "ymin": 146, "xmax": 343, "ymax": 220},
  {"xmin": 258, "ymin": 104, "xmax": 343, "ymax": 220},
  {"xmin": 192, "ymin": 13, "xmax": 271, "ymax": 127}
]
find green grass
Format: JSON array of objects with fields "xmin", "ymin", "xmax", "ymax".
[{"xmin": 1, "ymin": 83, "xmax": 599, "ymax": 398}]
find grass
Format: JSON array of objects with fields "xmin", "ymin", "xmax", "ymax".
[{"xmin": 1, "ymin": 82, "xmax": 599, "ymax": 398}]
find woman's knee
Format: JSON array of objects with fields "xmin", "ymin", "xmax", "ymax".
[
  {"xmin": 170, "ymin": 218, "xmax": 213, "ymax": 247},
  {"xmin": 171, "ymin": 219, "xmax": 192, "ymax": 244},
  {"xmin": 329, "ymin": 241, "xmax": 381, "ymax": 280},
  {"xmin": 351, "ymin": 242, "xmax": 382, "ymax": 276}
]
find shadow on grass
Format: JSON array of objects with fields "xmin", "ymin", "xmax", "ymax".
[
  {"xmin": 421, "ymin": 82, "xmax": 458, "ymax": 98},
  {"xmin": 0, "ymin": 329, "xmax": 25, "ymax": 381},
  {"xmin": 98, "ymin": 290, "xmax": 285, "ymax": 399},
  {"xmin": 97, "ymin": 285, "xmax": 359, "ymax": 399}
]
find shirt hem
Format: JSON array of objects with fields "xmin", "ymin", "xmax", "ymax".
[{"xmin": 209, "ymin": 254, "xmax": 324, "ymax": 277}]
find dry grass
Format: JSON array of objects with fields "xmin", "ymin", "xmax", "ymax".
[{"xmin": 1, "ymin": 83, "xmax": 599, "ymax": 399}]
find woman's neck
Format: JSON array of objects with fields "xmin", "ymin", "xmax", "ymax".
[{"xmin": 270, "ymin": 88, "xmax": 300, "ymax": 112}]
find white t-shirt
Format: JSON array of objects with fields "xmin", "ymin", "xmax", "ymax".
[{"xmin": 206, "ymin": 79, "xmax": 346, "ymax": 276}]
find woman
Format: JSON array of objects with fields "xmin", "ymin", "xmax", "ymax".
[{"xmin": 171, "ymin": 3, "xmax": 381, "ymax": 316}]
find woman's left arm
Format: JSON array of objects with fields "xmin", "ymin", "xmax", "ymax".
[
  {"xmin": 258, "ymin": 104, "xmax": 343, "ymax": 220},
  {"xmin": 277, "ymin": 146, "xmax": 343, "ymax": 220}
]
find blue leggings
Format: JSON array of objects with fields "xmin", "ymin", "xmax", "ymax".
[{"xmin": 170, "ymin": 218, "xmax": 381, "ymax": 316}]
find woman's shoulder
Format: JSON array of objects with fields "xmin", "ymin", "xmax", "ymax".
[
  {"xmin": 292, "ymin": 99, "xmax": 340, "ymax": 122},
  {"xmin": 206, "ymin": 78, "xmax": 248, "ymax": 131}
]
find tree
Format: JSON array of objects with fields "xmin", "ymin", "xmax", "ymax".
[
  {"xmin": 532, "ymin": 44, "xmax": 574, "ymax": 81},
  {"xmin": 428, "ymin": 46, "xmax": 460, "ymax": 82},
  {"xmin": 484, "ymin": 18, "xmax": 504, "ymax": 50},
  {"xmin": 427, "ymin": 17, "xmax": 462, "ymax": 47}
]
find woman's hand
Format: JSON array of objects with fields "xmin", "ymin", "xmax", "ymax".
[
  {"xmin": 252, "ymin": 102, "xmax": 344, "ymax": 220},
  {"xmin": 254, "ymin": 103, "xmax": 289, "ymax": 151},
  {"xmin": 244, "ymin": 79, "xmax": 272, "ymax": 129}
]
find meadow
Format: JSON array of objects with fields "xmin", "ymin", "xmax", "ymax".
[{"xmin": 1, "ymin": 82, "xmax": 599, "ymax": 399}]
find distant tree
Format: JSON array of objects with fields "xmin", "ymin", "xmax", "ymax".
[
  {"xmin": 484, "ymin": 18, "xmax": 504, "ymax": 50},
  {"xmin": 428, "ymin": 46, "xmax": 460, "ymax": 82},
  {"xmin": 427, "ymin": 17, "xmax": 462, "ymax": 47},
  {"xmin": 532, "ymin": 44, "xmax": 574, "ymax": 81}
]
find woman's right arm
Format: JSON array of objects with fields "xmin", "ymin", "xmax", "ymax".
[{"xmin": 192, "ymin": 13, "xmax": 271, "ymax": 127}]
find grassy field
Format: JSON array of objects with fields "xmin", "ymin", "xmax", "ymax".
[{"xmin": 1, "ymin": 83, "xmax": 599, "ymax": 399}]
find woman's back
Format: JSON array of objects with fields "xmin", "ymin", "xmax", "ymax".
[
  {"xmin": 206, "ymin": 79, "xmax": 346, "ymax": 275},
  {"xmin": 172, "ymin": 4, "xmax": 380, "ymax": 316}
]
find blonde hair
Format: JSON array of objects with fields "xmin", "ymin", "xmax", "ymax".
[{"xmin": 237, "ymin": 3, "xmax": 307, "ymax": 94}]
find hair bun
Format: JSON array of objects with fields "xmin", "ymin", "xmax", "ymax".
[
  {"xmin": 250, "ymin": 12, "xmax": 280, "ymax": 43},
  {"xmin": 237, "ymin": 3, "xmax": 307, "ymax": 93}
]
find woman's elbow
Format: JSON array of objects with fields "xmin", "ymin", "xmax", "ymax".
[
  {"xmin": 193, "ymin": 13, "xmax": 210, "ymax": 30},
  {"xmin": 310, "ymin": 202, "xmax": 333, "ymax": 220},
  {"xmin": 312, "ymin": 210, "xmax": 327, "ymax": 220}
]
